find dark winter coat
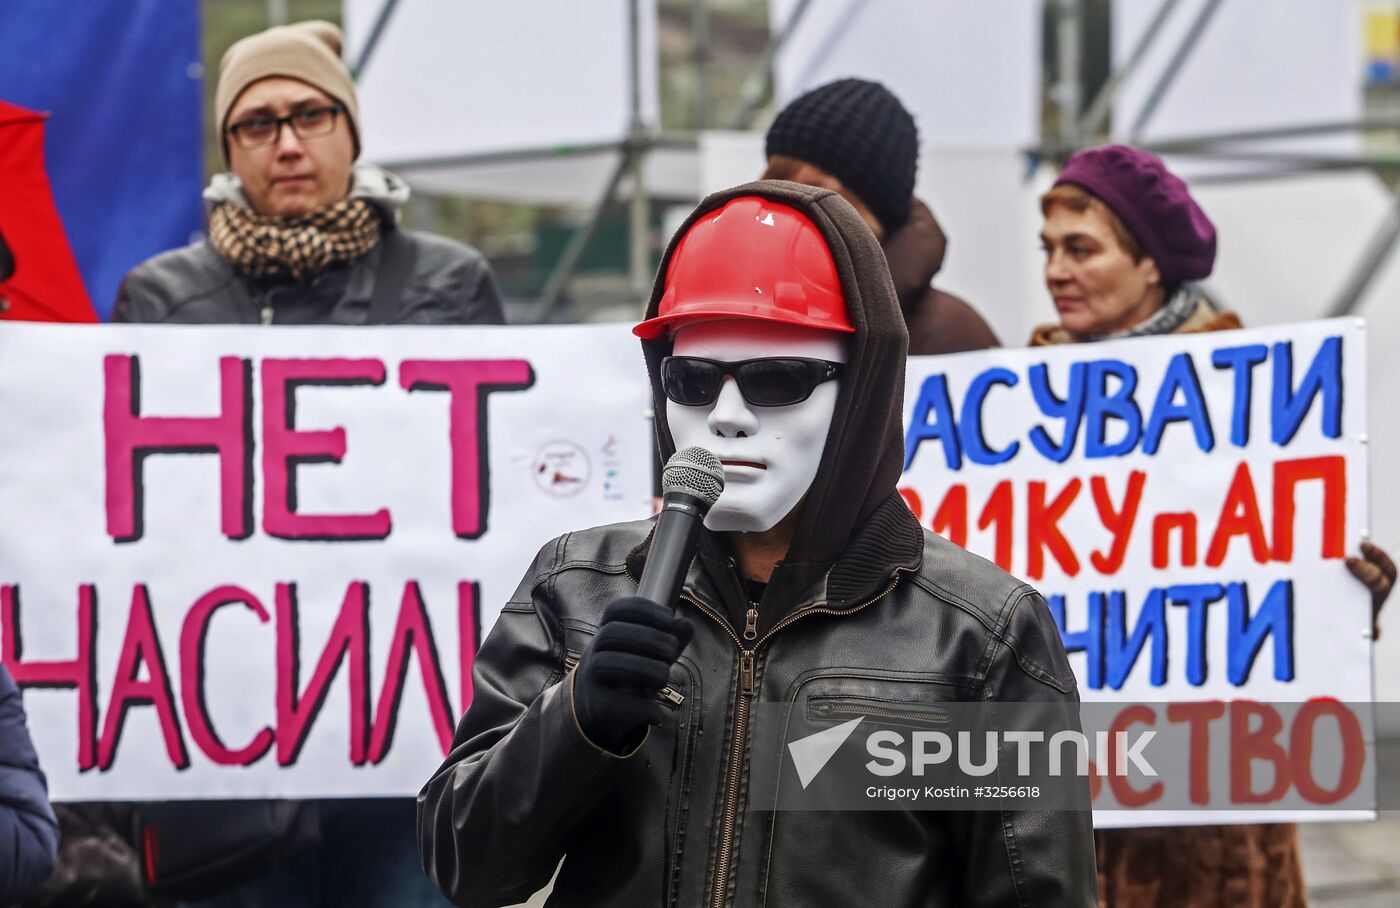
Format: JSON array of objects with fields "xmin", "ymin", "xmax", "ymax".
[
  {"xmin": 883, "ymin": 198, "xmax": 999, "ymax": 355},
  {"xmin": 0, "ymin": 665, "xmax": 58, "ymax": 901},
  {"xmin": 111, "ymin": 228, "xmax": 504, "ymax": 327},
  {"xmin": 418, "ymin": 180, "xmax": 1096, "ymax": 907}
]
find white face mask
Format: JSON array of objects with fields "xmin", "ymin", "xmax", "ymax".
[{"xmin": 666, "ymin": 320, "xmax": 847, "ymax": 533}]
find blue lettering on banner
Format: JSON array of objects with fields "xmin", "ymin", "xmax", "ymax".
[
  {"xmin": 1028, "ymin": 363, "xmax": 1087, "ymax": 463},
  {"xmin": 902, "ymin": 333, "xmax": 1344, "ymax": 469},
  {"xmin": 1083, "ymin": 359, "xmax": 1141, "ymax": 459},
  {"xmin": 1211, "ymin": 343, "xmax": 1268, "ymax": 446},
  {"xmin": 1048, "ymin": 580, "xmax": 1296, "ymax": 689},
  {"xmin": 904, "ymin": 375, "xmax": 961, "ymax": 471},
  {"xmin": 961, "ymin": 368, "xmax": 1020, "ymax": 465},
  {"xmin": 1143, "ymin": 354, "xmax": 1214, "ymax": 455},
  {"xmin": 1272, "ymin": 337, "xmax": 1343, "ymax": 446},
  {"xmin": 1227, "ymin": 579, "xmax": 1295, "ymax": 684},
  {"xmin": 1105, "ymin": 588, "xmax": 1167, "ymax": 689}
]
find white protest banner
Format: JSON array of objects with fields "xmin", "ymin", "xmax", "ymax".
[
  {"xmin": 900, "ymin": 319, "xmax": 1373, "ymax": 826},
  {"xmin": 0, "ymin": 322, "xmax": 652, "ymax": 800}
]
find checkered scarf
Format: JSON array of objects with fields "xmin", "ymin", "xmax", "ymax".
[{"xmin": 209, "ymin": 197, "xmax": 382, "ymax": 282}]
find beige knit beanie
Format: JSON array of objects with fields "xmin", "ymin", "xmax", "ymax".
[{"xmin": 215, "ymin": 20, "xmax": 360, "ymax": 162}]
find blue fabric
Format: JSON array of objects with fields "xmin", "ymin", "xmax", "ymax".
[
  {"xmin": 176, "ymin": 800, "xmax": 452, "ymax": 908},
  {"xmin": 0, "ymin": 0, "xmax": 203, "ymax": 320},
  {"xmin": 0, "ymin": 665, "xmax": 59, "ymax": 901}
]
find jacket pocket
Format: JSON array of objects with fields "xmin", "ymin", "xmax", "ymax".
[{"xmin": 806, "ymin": 695, "xmax": 950, "ymax": 729}]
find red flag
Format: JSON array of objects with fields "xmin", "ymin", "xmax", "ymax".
[{"xmin": 0, "ymin": 99, "xmax": 97, "ymax": 322}]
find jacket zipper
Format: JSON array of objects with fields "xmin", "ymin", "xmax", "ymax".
[
  {"xmin": 626, "ymin": 563, "xmax": 904, "ymax": 907},
  {"xmin": 701, "ymin": 573, "xmax": 904, "ymax": 908}
]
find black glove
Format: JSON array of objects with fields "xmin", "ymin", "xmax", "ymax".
[{"xmin": 572, "ymin": 596, "xmax": 693, "ymax": 754}]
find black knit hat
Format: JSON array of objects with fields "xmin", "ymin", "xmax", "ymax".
[{"xmin": 765, "ymin": 78, "xmax": 918, "ymax": 232}]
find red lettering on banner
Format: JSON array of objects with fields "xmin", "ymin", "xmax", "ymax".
[
  {"xmin": 896, "ymin": 487, "xmax": 922, "ymax": 521},
  {"xmin": 179, "ymin": 586, "xmax": 274, "ymax": 766},
  {"xmin": 104, "ymin": 355, "xmax": 252, "ymax": 542},
  {"xmin": 933, "ymin": 485, "xmax": 968, "ymax": 548},
  {"xmin": 98, "ymin": 585, "xmax": 189, "ymax": 770},
  {"xmin": 1291, "ymin": 699, "xmax": 1365, "ymax": 805},
  {"xmin": 275, "ymin": 581, "xmax": 370, "ymax": 766},
  {"xmin": 1166, "ymin": 701, "xmax": 1225, "ymax": 805},
  {"xmin": 1151, "ymin": 513, "xmax": 1198, "ymax": 569},
  {"xmin": 1106, "ymin": 704, "xmax": 1162, "ymax": 807},
  {"xmin": 261, "ymin": 359, "xmax": 391, "ymax": 540},
  {"xmin": 1272, "ymin": 456, "xmax": 1346, "ymax": 561},
  {"xmin": 1229, "ymin": 700, "xmax": 1289, "ymax": 804},
  {"xmin": 1206, "ymin": 462, "xmax": 1269, "ymax": 567},
  {"xmin": 977, "ymin": 481, "xmax": 1014, "ymax": 571},
  {"xmin": 1, "ymin": 584, "xmax": 100, "ymax": 770},
  {"xmin": 369, "ymin": 582, "xmax": 455, "ymax": 761},
  {"xmin": 1089, "ymin": 472, "xmax": 1145, "ymax": 574},
  {"xmin": 1027, "ymin": 479, "xmax": 1082, "ymax": 579},
  {"xmin": 399, "ymin": 359, "xmax": 535, "ymax": 539}
]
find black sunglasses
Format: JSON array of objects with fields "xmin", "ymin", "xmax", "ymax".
[{"xmin": 660, "ymin": 356, "xmax": 843, "ymax": 408}]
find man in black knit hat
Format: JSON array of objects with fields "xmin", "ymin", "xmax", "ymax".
[{"xmin": 763, "ymin": 77, "xmax": 1000, "ymax": 355}]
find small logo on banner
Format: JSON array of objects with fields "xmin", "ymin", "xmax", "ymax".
[
  {"xmin": 788, "ymin": 716, "xmax": 864, "ymax": 788},
  {"xmin": 531, "ymin": 441, "xmax": 591, "ymax": 497}
]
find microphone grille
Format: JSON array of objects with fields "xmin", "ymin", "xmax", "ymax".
[{"xmin": 662, "ymin": 446, "xmax": 725, "ymax": 507}]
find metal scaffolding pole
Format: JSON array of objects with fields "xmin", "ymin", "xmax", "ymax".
[
  {"xmin": 1128, "ymin": 0, "xmax": 1222, "ymax": 142},
  {"xmin": 1328, "ymin": 187, "xmax": 1400, "ymax": 317},
  {"xmin": 1076, "ymin": 0, "xmax": 1181, "ymax": 139},
  {"xmin": 1053, "ymin": 0, "xmax": 1085, "ymax": 148},
  {"xmin": 728, "ymin": 0, "xmax": 815, "ymax": 130},
  {"xmin": 693, "ymin": 0, "xmax": 711, "ymax": 129},
  {"xmin": 534, "ymin": 0, "xmax": 651, "ymax": 321},
  {"xmin": 350, "ymin": 0, "xmax": 403, "ymax": 79},
  {"xmin": 531, "ymin": 151, "xmax": 633, "ymax": 324},
  {"xmin": 628, "ymin": 0, "xmax": 650, "ymax": 297}
]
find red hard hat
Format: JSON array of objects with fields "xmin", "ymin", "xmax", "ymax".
[{"xmin": 633, "ymin": 196, "xmax": 853, "ymax": 339}]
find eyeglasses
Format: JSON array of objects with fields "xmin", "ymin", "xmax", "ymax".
[
  {"xmin": 226, "ymin": 105, "xmax": 344, "ymax": 150},
  {"xmin": 660, "ymin": 356, "xmax": 843, "ymax": 408}
]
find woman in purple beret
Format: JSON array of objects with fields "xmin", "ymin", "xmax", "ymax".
[{"xmin": 1032, "ymin": 145, "xmax": 1395, "ymax": 907}]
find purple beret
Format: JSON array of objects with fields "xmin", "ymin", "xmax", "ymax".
[{"xmin": 1054, "ymin": 145, "xmax": 1216, "ymax": 285}]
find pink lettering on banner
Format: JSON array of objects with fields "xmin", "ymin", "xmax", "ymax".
[
  {"xmin": 369, "ymin": 582, "xmax": 454, "ymax": 762},
  {"xmin": 275, "ymin": 581, "xmax": 370, "ymax": 766},
  {"xmin": 103, "ymin": 355, "xmax": 252, "ymax": 542},
  {"xmin": 98, "ymin": 585, "xmax": 189, "ymax": 771},
  {"xmin": 1, "ymin": 584, "xmax": 99, "ymax": 770},
  {"xmin": 179, "ymin": 586, "xmax": 274, "ymax": 766},
  {"xmin": 399, "ymin": 359, "xmax": 535, "ymax": 538},
  {"xmin": 457, "ymin": 582, "xmax": 481, "ymax": 715},
  {"xmin": 261, "ymin": 358, "xmax": 391, "ymax": 540}
]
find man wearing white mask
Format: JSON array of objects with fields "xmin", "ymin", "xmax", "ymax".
[{"xmin": 419, "ymin": 182, "xmax": 1096, "ymax": 906}]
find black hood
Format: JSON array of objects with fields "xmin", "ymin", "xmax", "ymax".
[{"xmin": 639, "ymin": 179, "xmax": 918, "ymax": 615}]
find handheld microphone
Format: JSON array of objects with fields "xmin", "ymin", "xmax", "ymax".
[{"xmin": 640, "ymin": 447, "xmax": 725, "ymax": 612}]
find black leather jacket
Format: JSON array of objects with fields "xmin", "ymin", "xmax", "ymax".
[
  {"xmin": 111, "ymin": 228, "xmax": 504, "ymax": 326},
  {"xmin": 419, "ymin": 513, "xmax": 1097, "ymax": 907}
]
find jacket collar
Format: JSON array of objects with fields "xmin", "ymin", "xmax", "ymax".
[{"xmin": 625, "ymin": 492, "xmax": 924, "ymax": 639}]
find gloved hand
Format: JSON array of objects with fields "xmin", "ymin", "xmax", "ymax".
[{"xmin": 572, "ymin": 596, "xmax": 693, "ymax": 755}]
